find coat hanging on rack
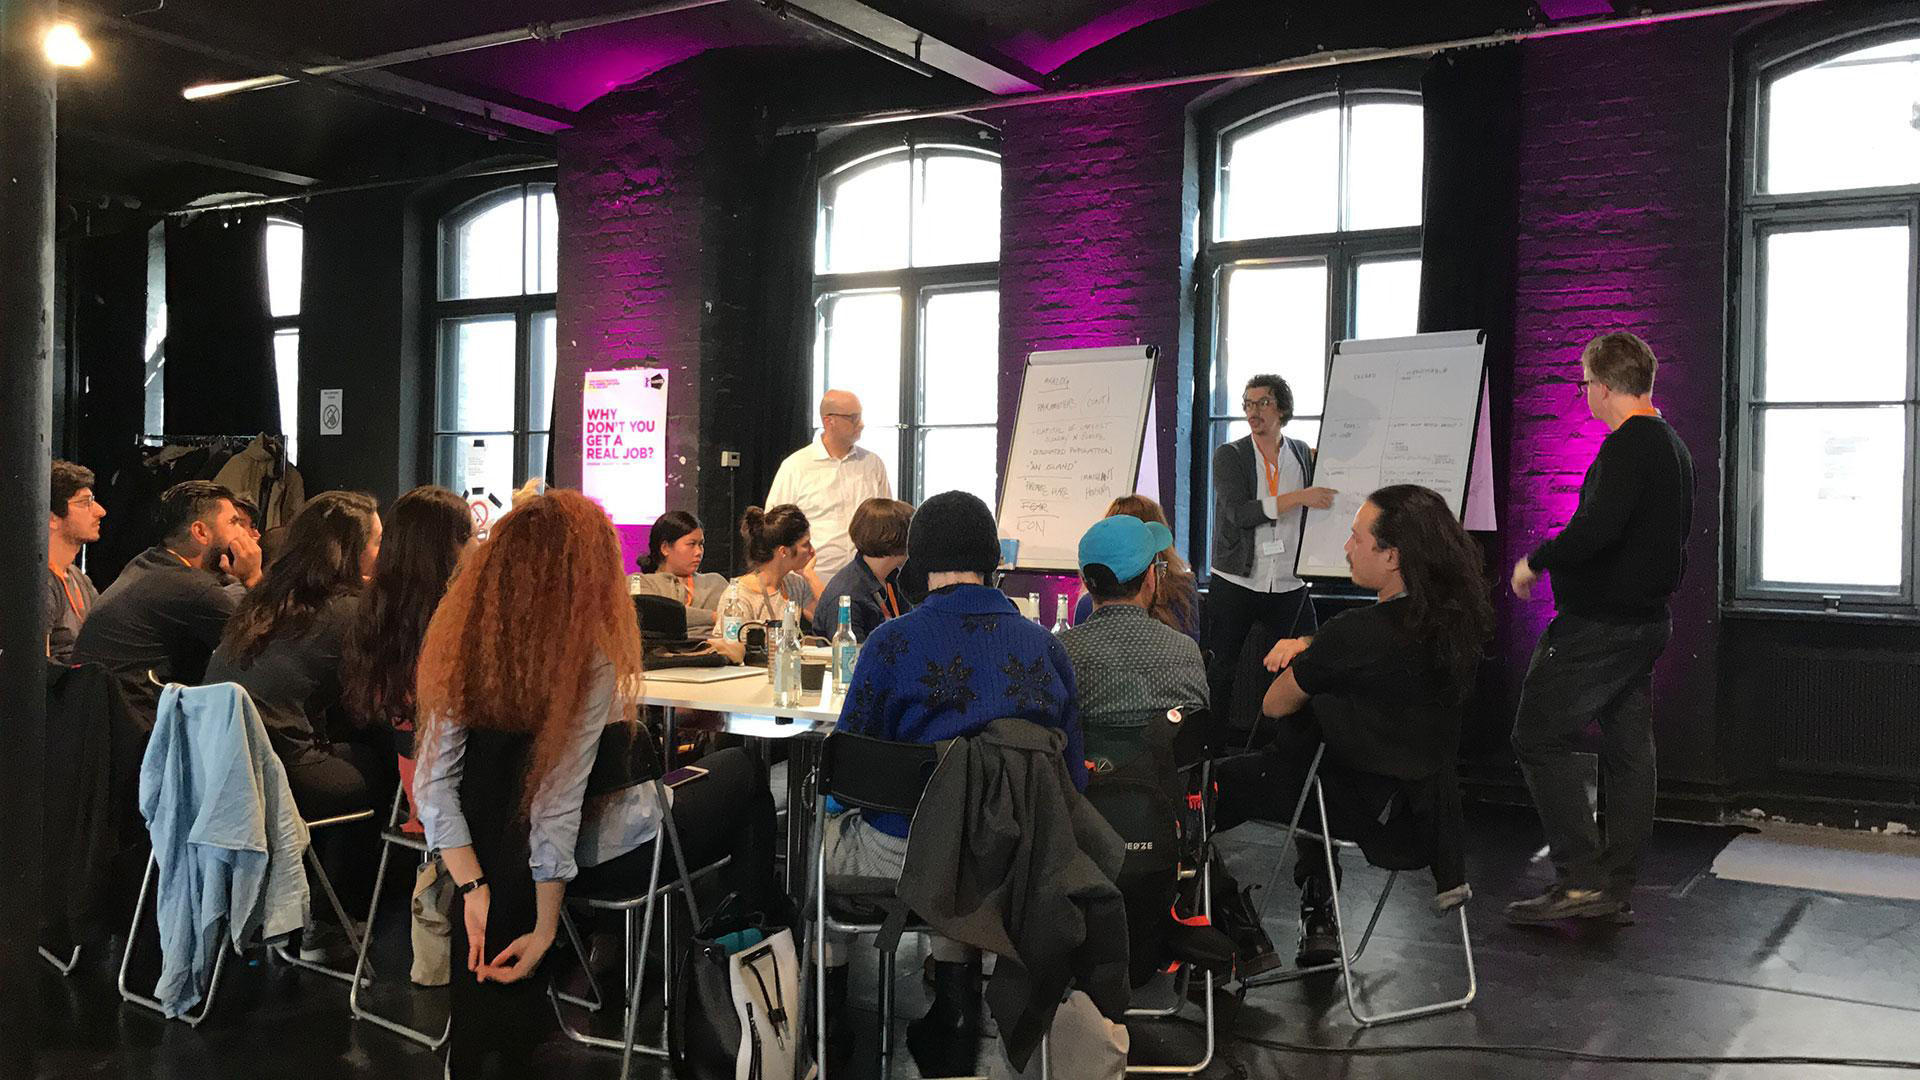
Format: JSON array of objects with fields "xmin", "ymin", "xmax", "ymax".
[{"xmin": 213, "ymin": 433, "xmax": 306, "ymax": 530}]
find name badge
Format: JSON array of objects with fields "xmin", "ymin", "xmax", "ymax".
[{"xmin": 1261, "ymin": 537, "xmax": 1286, "ymax": 556}]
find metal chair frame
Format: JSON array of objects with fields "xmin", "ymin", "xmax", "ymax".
[
  {"xmin": 348, "ymin": 786, "xmax": 449, "ymax": 1048},
  {"xmin": 118, "ymin": 807, "xmax": 375, "ymax": 1026},
  {"xmin": 546, "ymin": 778, "xmax": 725, "ymax": 1080},
  {"xmin": 1121, "ymin": 757, "xmax": 1217, "ymax": 1076},
  {"xmin": 1238, "ymin": 746, "xmax": 1477, "ymax": 1026}
]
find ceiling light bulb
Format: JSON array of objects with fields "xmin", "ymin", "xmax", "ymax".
[{"xmin": 43, "ymin": 23, "xmax": 92, "ymax": 68}]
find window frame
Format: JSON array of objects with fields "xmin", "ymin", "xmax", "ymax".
[
  {"xmin": 1730, "ymin": 15, "xmax": 1920, "ymax": 617},
  {"xmin": 265, "ymin": 215, "xmax": 302, "ymax": 464},
  {"xmin": 430, "ymin": 181, "xmax": 559, "ymax": 495},
  {"xmin": 810, "ymin": 131, "xmax": 1001, "ymax": 503},
  {"xmin": 1191, "ymin": 81, "xmax": 1425, "ymax": 578}
]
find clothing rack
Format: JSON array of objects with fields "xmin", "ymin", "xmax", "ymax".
[{"xmin": 138, "ymin": 433, "xmax": 286, "ymax": 476}]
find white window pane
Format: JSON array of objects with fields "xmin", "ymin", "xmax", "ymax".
[
  {"xmin": 815, "ymin": 291, "xmax": 902, "ymax": 428},
  {"xmin": 438, "ymin": 316, "xmax": 517, "ymax": 431},
  {"xmin": 912, "ymin": 153, "xmax": 1000, "ymax": 267},
  {"xmin": 526, "ymin": 433, "xmax": 551, "ymax": 483},
  {"xmin": 441, "ymin": 434, "xmax": 516, "ymax": 500},
  {"xmin": 1354, "ymin": 258, "xmax": 1422, "ymax": 340},
  {"xmin": 820, "ymin": 157, "xmax": 911, "ymax": 274},
  {"xmin": 1345, "ymin": 102, "xmax": 1424, "ymax": 230},
  {"xmin": 1282, "ymin": 418, "xmax": 1320, "ymax": 447},
  {"xmin": 918, "ymin": 426, "xmax": 999, "ymax": 508},
  {"xmin": 1762, "ymin": 226, "xmax": 1910, "ymax": 402},
  {"xmin": 526, "ymin": 186, "xmax": 558, "ymax": 294},
  {"xmin": 529, "ymin": 310, "xmax": 557, "ymax": 431},
  {"xmin": 273, "ymin": 329, "xmax": 299, "ymax": 465},
  {"xmin": 1766, "ymin": 37, "xmax": 1920, "ymax": 195},
  {"xmin": 1222, "ymin": 262, "xmax": 1329, "ymax": 418},
  {"xmin": 1220, "ymin": 106, "xmax": 1339, "ymax": 240},
  {"xmin": 921, "ymin": 289, "xmax": 999, "ymax": 425},
  {"xmin": 1758, "ymin": 407, "xmax": 1906, "ymax": 588},
  {"xmin": 265, "ymin": 221, "xmax": 303, "ymax": 318},
  {"xmin": 443, "ymin": 195, "xmax": 525, "ymax": 300}
]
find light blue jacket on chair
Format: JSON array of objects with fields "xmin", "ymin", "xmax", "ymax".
[{"xmin": 140, "ymin": 682, "xmax": 310, "ymax": 1016}]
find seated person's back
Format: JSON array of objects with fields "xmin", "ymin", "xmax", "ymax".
[
  {"xmin": 836, "ymin": 491, "xmax": 1085, "ymax": 838},
  {"xmin": 1057, "ymin": 514, "xmax": 1209, "ymax": 790},
  {"xmin": 74, "ymin": 481, "xmax": 261, "ymax": 727}
]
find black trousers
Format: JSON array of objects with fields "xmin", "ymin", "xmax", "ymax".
[
  {"xmin": 1204, "ymin": 577, "xmax": 1317, "ymax": 734},
  {"xmin": 1213, "ymin": 714, "xmax": 1398, "ymax": 894},
  {"xmin": 1512, "ymin": 614, "xmax": 1671, "ymax": 894},
  {"xmin": 283, "ymin": 738, "xmax": 396, "ymax": 918},
  {"xmin": 448, "ymin": 747, "xmax": 781, "ymax": 1077},
  {"xmin": 573, "ymin": 747, "xmax": 782, "ymax": 911}
]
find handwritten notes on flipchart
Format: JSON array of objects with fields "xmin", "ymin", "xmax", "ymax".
[
  {"xmin": 997, "ymin": 349, "xmax": 1156, "ymax": 570},
  {"xmin": 1296, "ymin": 331, "xmax": 1490, "ymax": 579}
]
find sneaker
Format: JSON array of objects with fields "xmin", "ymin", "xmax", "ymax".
[
  {"xmin": 1295, "ymin": 905, "xmax": 1341, "ymax": 967},
  {"xmin": 1504, "ymin": 885, "xmax": 1623, "ymax": 925},
  {"xmin": 298, "ymin": 920, "xmax": 363, "ymax": 966}
]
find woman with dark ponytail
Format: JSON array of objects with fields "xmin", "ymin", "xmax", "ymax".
[
  {"xmin": 628, "ymin": 510, "xmax": 729, "ymax": 636},
  {"xmin": 713, "ymin": 504, "xmax": 825, "ymax": 632}
]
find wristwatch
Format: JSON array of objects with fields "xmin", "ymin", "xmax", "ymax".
[{"xmin": 455, "ymin": 875, "xmax": 488, "ymax": 896}]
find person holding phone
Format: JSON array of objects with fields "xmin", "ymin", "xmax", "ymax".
[
  {"xmin": 73, "ymin": 480, "xmax": 264, "ymax": 729},
  {"xmin": 414, "ymin": 488, "xmax": 781, "ymax": 1076}
]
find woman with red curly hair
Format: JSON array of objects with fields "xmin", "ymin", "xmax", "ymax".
[{"xmin": 414, "ymin": 488, "xmax": 779, "ymax": 1075}]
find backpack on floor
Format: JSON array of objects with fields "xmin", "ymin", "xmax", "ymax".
[{"xmin": 670, "ymin": 894, "xmax": 803, "ymax": 1080}]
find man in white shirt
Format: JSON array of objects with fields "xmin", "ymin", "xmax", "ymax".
[{"xmin": 766, "ymin": 390, "xmax": 892, "ymax": 581}]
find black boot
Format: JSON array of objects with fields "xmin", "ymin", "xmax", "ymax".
[
  {"xmin": 1211, "ymin": 873, "xmax": 1280, "ymax": 978},
  {"xmin": 905, "ymin": 958, "xmax": 982, "ymax": 1078},
  {"xmin": 1295, "ymin": 875, "xmax": 1341, "ymax": 968}
]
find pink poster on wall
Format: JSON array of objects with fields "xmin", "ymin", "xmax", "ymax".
[{"xmin": 581, "ymin": 368, "xmax": 668, "ymax": 527}]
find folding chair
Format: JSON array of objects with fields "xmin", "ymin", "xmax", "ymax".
[
  {"xmin": 117, "ymin": 681, "xmax": 374, "ymax": 1025},
  {"xmin": 807, "ymin": 731, "xmax": 941, "ymax": 1080},
  {"xmin": 39, "ymin": 946, "xmax": 82, "ymax": 975},
  {"xmin": 1238, "ymin": 745, "xmax": 1476, "ymax": 1027},
  {"xmin": 547, "ymin": 775, "xmax": 729, "ymax": 1080},
  {"xmin": 348, "ymin": 785, "xmax": 449, "ymax": 1048}
]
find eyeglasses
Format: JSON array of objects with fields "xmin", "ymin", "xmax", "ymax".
[
  {"xmin": 824, "ymin": 412, "xmax": 862, "ymax": 423},
  {"xmin": 1240, "ymin": 397, "xmax": 1277, "ymax": 411},
  {"xmin": 68, "ymin": 495, "xmax": 98, "ymax": 509}
]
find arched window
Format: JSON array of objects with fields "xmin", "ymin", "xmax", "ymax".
[
  {"xmin": 1198, "ymin": 88, "xmax": 1424, "ymax": 572},
  {"xmin": 265, "ymin": 217, "xmax": 302, "ymax": 464},
  {"xmin": 1734, "ymin": 23, "xmax": 1920, "ymax": 611},
  {"xmin": 812, "ymin": 137, "xmax": 1001, "ymax": 507},
  {"xmin": 432, "ymin": 181, "xmax": 558, "ymax": 500}
]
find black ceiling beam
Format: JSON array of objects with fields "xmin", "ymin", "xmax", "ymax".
[
  {"xmin": 64, "ymin": 127, "xmax": 322, "ymax": 187},
  {"xmin": 770, "ymin": 0, "xmax": 1043, "ymax": 92}
]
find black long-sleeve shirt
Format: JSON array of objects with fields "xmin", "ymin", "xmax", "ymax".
[{"xmin": 1529, "ymin": 414, "xmax": 1694, "ymax": 624}]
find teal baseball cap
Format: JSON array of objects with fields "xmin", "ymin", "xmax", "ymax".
[{"xmin": 1078, "ymin": 515, "xmax": 1173, "ymax": 582}]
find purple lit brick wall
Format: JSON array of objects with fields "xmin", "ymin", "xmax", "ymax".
[
  {"xmin": 555, "ymin": 62, "xmax": 715, "ymax": 573},
  {"xmin": 1506, "ymin": 22, "xmax": 1739, "ymax": 781},
  {"xmin": 998, "ymin": 85, "xmax": 1198, "ymax": 532}
]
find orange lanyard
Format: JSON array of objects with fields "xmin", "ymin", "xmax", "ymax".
[
  {"xmin": 164, "ymin": 548, "xmax": 196, "ymax": 570},
  {"xmin": 1256, "ymin": 445, "xmax": 1280, "ymax": 497},
  {"xmin": 680, "ymin": 576, "xmax": 695, "ymax": 606},
  {"xmin": 1625, "ymin": 406, "xmax": 1661, "ymax": 420},
  {"xmin": 52, "ymin": 566, "xmax": 85, "ymax": 620},
  {"xmin": 882, "ymin": 581, "xmax": 901, "ymax": 619}
]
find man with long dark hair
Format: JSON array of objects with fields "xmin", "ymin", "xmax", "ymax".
[
  {"xmin": 1507, "ymin": 332, "xmax": 1693, "ymax": 925},
  {"xmin": 1213, "ymin": 485, "xmax": 1493, "ymax": 968}
]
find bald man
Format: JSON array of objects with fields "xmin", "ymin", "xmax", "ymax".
[{"xmin": 767, "ymin": 390, "xmax": 893, "ymax": 580}]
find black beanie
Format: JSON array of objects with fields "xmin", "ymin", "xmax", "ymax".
[{"xmin": 899, "ymin": 490, "xmax": 1001, "ymax": 603}]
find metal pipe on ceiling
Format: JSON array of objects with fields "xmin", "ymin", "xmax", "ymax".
[
  {"xmin": 765, "ymin": 3, "xmax": 939, "ymax": 79},
  {"xmin": 180, "ymin": 0, "xmax": 730, "ymax": 100},
  {"xmin": 777, "ymin": 0, "xmax": 1828, "ymax": 134},
  {"xmin": 162, "ymin": 160, "xmax": 557, "ymax": 215}
]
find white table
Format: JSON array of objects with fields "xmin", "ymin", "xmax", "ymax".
[{"xmin": 640, "ymin": 671, "xmax": 842, "ymax": 894}]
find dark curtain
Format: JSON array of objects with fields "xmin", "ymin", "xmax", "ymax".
[
  {"xmin": 703, "ymin": 132, "xmax": 817, "ymax": 574},
  {"xmin": 1416, "ymin": 50, "xmax": 1523, "ymax": 758},
  {"xmin": 163, "ymin": 211, "xmax": 278, "ymax": 437},
  {"xmin": 71, "ymin": 229, "xmax": 158, "ymax": 589}
]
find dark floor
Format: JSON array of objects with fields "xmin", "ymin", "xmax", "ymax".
[{"xmin": 22, "ymin": 803, "xmax": 1920, "ymax": 1080}]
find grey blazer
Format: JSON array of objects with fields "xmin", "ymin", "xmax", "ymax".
[{"xmin": 1209, "ymin": 434, "xmax": 1312, "ymax": 577}]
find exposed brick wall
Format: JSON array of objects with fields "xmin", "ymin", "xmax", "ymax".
[
  {"xmin": 997, "ymin": 85, "xmax": 1198, "ymax": 532},
  {"xmin": 555, "ymin": 62, "xmax": 716, "ymax": 567},
  {"xmin": 1506, "ymin": 22, "xmax": 1739, "ymax": 782}
]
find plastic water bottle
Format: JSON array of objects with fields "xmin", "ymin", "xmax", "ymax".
[
  {"xmin": 828, "ymin": 595, "xmax": 859, "ymax": 699},
  {"xmin": 1051, "ymin": 593, "xmax": 1072, "ymax": 635},
  {"xmin": 771, "ymin": 608, "xmax": 796, "ymax": 707},
  {"xmin": 721, "ymin": 580, "xmax": 743, "ymax": 644}
]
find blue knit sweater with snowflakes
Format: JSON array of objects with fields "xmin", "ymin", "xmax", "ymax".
[{"xmin": 837, "ymin": 583, "xmax": 1085, "ymax": 837}]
